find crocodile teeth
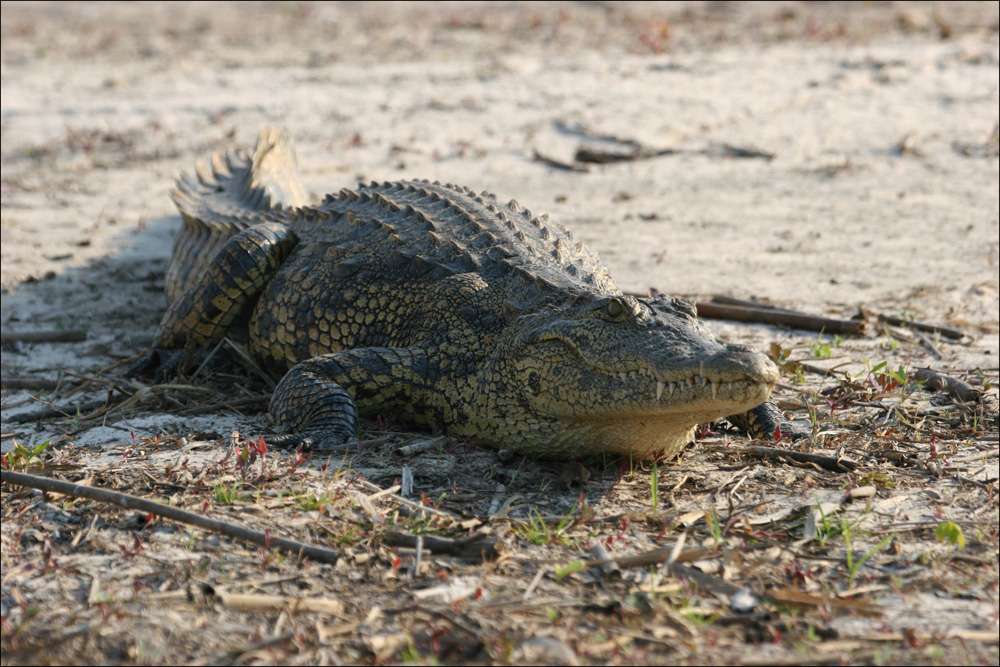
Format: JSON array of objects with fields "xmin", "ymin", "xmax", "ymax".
[
  {"xmin": 656, "ymin": 380, "xmax": 665, "ymax": 400},
  {"xmin": 668, "ymin": 382, "xmax": 677, "ymax": 397},
  {"xmin": 711, "ymin": 381, "xmax": 719, "ymax": 399}
]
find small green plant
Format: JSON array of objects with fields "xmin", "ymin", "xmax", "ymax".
[
  {"xmin": 706, "ymin": 507, "xmax": 724, "ymax": 546},
  {"xmin": 516, "ymin": 505, "xmax": 579, "ymax": 546},
  {"xmin": 769, "ymin": 342, "xmax": 792, "ymax": 367},
  {"xmin": 811, "ymin": 503, "xmax": 843, "ymax": 547},
  {"xmin": 518, "ymin": 508, "xmax": 556, "ymax": 545},
  {"xmin": 293, "ymin": 493, "xmax": 335, "ymax": 511},
  {"xmin": 859, "ymin": 472, "xmax": 896, "ymax": 489},
  {"xmin": 792, "ymin": 625, "xmax": 823, "ymax": 656},
  {"xmin": 811, "ymin": 337, "xmax": 831, "ymax": 359},
  {"xmin": 2, "ymin": 439, "xmax": 52, "ymax": 471},
  {"xmin": 333, "ymin": 524, "xmax": 365, "ymax": 547},
  {"xmin": 844, "ymin": 522, "xmax": 893, "ymax": 587},
  {"xmin": 934, "ymin": 522, "xmax": 965, "ymax": 549},
  {"xmin": 882, "ymin": 328, "xmax": 899, "ymax": 351},
  {"xmin": 555, "ymin": 559, "xmax": 587, "ymax": 580},
  {"xmin": 401, "ymin": 642, "xmax": 435, "ymax": 665},
  {"xmin": 213, "ymin": 482, "xmax": 239, "ymax": 505},
  {"xmin": 680, "ymin": 610, "xmax": 718, "ymax": 627}
]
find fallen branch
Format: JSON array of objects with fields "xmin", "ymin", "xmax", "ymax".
[
  {"xmin": 911, "ymin": 368, "xmax": 982, "ymax": 403},
  {"xmin": 531, "ymin": 149, "xmax": 589, "ymax": 172},
  {"xmin": 0, "ymin": 329, "xmax": 87, "ymax": 344},
  {"xmin": 1, "ymin": 470, "xmax": 341, "ymax": 565},
  {"xmin": 746, "ymin": 446, "xmax": 859, "ymax": 473},
  {"xmin": 574, "ymin": 145, "xmax": 676, "ymax": 164},
  {"xmin": 709, "ymin": 295, "xmax": 802, "ymax": 313},
  {"xmin": 1, "ymin": 377, "xmax": 62, "ymax": 391},
  {"xmin": 876, "ymin": 313, "xmax": 964, "ymax": 340},
  {"xmin": 712, "ymin": 143, "xmax": 775, "ymax": 160},
  {"xmin": 694, "ymin": 302, "xmax": 865, "ymax": 336},
  {"xmin": 208, "ymin": 590, "xmax": 343, "ymax": 615}
]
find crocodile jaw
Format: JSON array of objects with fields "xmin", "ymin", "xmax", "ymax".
[
  {"xmin": 473, "ymin": 294, "xmax": 779, "ymax": 459},
  {"xmin": 501, "ymin": 352, "xmax": 775, "ymax": 459},
  {"xmin": 563, "ymin": 370, "xmax": 776, "ymax": 459}
]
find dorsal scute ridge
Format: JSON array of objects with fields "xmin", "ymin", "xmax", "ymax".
[{"xmin": 287, "ymin": 178, "xmax": 617, "ymax": 302}]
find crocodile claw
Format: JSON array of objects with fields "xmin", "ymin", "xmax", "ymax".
[{"xmin": 127, "ymin": 349, "xmax": 184, "ymax": 384}]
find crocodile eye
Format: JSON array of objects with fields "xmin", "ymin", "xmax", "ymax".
[{"xmin": 606, "ymin": 298, "xmax": 625, "ymax": 319}]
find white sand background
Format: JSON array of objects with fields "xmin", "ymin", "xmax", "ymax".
[
  {"xmin": 3, "ymin": 1, "xmax": 997, "ymax": 426},
  {"xmin": 1, "ymin": 2, "xmax": 998, "ymax": 655},
  {"xmin": 1, "ymin": 0, "xmax": 997, "ymax": 446}
]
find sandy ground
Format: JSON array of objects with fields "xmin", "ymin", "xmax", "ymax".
[{"xmin": 1, "ymin": 2, "xmax": 999, "ymax": 665}]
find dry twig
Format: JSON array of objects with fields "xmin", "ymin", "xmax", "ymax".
[
  {"xmin": 1, "ymin": 470, "xmax": 341, "ymax": 564},
  {"xmin": 746, "ymin": 446, "xmax": 859, "ymax": 472},
  {"xmin": 912, "ymin": 368, "xmax": 982, "ymax": 403},
  {"xmin": 694, "ymin": 302, "xmax": 865, "ymax": 336},
  {"xmin": 876, "ymin": 313, "xmax": 964, "ymax": 340},
  {"xmin": 1, "ymin": 329, "xmax": 87, "ymax": 344}
]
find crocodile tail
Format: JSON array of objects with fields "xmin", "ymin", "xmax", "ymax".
[{"xmin": 165, "ymin": 128, "xmax": 310, "ymax": 303}]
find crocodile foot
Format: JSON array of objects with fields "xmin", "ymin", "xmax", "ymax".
[
  {"xmin": 263, "ymin": 424, "xmax": 356, "ymax": 450},
  {"xmin": 727, "ymin": 401, "xmax": 812, "ymax": 442},
  {"xmin": 127, "ymin": 349, "xmax": 184, "ymax": 384}
]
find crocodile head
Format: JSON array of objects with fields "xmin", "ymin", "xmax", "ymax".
[{"xmin": 474, "ymin": 293, "xmax": 778, "ymax": 459}]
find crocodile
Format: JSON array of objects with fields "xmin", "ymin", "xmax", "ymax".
[{"xmin": 137, "ymin": 127, "xmax": 794, "ymax": 460}]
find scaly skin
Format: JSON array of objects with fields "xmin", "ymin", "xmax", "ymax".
[{"xmin": 141, "ymin": 128, "xmax": 792, "ymax": 459}]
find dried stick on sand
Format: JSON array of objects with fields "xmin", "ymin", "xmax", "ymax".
[
  {"xmin": 877, "ymin": 313, "xmax": 964, "ymax": 340},
  {"xmin": 912, "ymin": 368, "xmax": 982, "ymax": 403},
  {"xmin": 746, "ymin": 446, "xmax": 859, "ymax": 473},
  {"xmin": 693, "ymin": 302, "xmax": 865, "ymax": 336},
  {"xmin": 1, "ymin": 470, "xmax": 341, "ymax": 564},
  {"xmin": 0, "ymin": 329, "xmax": 87, "ymax": 344}
]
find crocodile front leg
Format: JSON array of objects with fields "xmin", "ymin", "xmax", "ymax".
[
  {"xmin": 133, "ymin": 222, "xmax": 298, "ymax": 380},
  {"xmin": 268, "ymin": 347, "xmax": 436, "ymax": 449}
]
